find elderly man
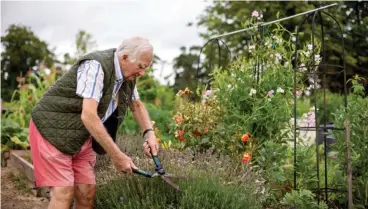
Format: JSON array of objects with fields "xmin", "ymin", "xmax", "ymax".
[{"xmin": 29, "ymin": 37, "xmax": 159, "ymax": 209}]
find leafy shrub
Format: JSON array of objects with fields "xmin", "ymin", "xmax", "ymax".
[
  {"xmin": 1, "ymin": 69, "xmax": 56, "ymax": 152},
  {"xmin": 281, "ymin": 189, "xmax": 328, "ymax": 209},
  {"xmin": 331, "ymin": 75, "xmax": 368, "ymax": 208}
]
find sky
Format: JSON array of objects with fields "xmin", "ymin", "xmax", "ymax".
[{"xmin": 1, "ymin": 0, "xmax": 212, "ymax": 85}]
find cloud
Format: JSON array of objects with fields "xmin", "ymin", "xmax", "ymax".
[{"xmin": 1, "ymin": 0, "xmax": 211, "ymax": 84}]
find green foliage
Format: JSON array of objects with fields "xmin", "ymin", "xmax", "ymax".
[
  {"xmin": 1, "ymin": 70, "xmax": 56, "ymax": 152},
  {"xmin": 119, "ymin": 69, "xmax": 175, "ymax": 140},
  {"xmin": 331, "ymin": 75, "xmax": 368, "ymax": 207},
  {"xmin": 281, "ymin": 189, "xmax": 328, "ymax": 209},
  {"xmin": 0, "ymin": 119, "xmax": 29, "ymax": 152},
  {"xmin": 167, "ymin": 20, "xmax": 352, "ymax": 208},
  {"xmin": 193, "ymin": 1, "xmax": 368, "ymax": 93},
  {"xmin": 1, "ymin": 24, "xmax": 56, "ymax": 101},
  {"xmin": 310, "ymin": 90, "xmax": 345, "ymax": 124}
]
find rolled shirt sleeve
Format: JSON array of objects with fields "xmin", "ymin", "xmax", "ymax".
[{"xmin": 76, "ymin": 60, "xmax": 104, "ymax": 103}]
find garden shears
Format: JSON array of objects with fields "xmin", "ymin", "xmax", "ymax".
[{"xmin": 133, "ymin": 153, "xmax": 184, "ymax": 192}]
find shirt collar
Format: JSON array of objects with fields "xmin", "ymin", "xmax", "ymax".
[{"xmin": 114, "ymin": 51, "xmax": 124, "ymax": 82}]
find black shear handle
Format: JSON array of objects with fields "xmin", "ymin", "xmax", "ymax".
[{"xmin": 150, "ymin": 148, "xmax": 165, "ymax": 175}]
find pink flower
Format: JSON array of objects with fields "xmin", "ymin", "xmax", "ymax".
[
  {"xmin": 252, "ymin": 10, "xmax": 259, "ymax": 17},
  {"xmin": 274, "ymin": 53, "xmax": 282, "ymax": 60},
  {"xmin": 267, "ymin": 90, "xmax": 274, "ymax": 96},
  {"xmin": 296, "ymin": 89, "xmax": 302, "ymax": 98}
]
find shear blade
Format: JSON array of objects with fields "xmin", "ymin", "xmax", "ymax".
[{"xmin": 161, "ymin": 176, "xmax": 182, "ymax": 192}]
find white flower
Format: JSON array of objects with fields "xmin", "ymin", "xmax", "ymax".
[
  {"xmin": 304, "ymin": 89, "xmax": 311, "ymax": 96},
  {"xmin": 300, "ymin": 63, "xmax": 307, "ymax": 71},
  {"xmin": 314, "ymin": 54, "xmax": 321, "ymax": 62},
  {"xmin": 277, "ymin": 87, "xmax": 285, "ymax": 94},
  {"xmin": 227, "ymin": 84, "xmax": 232, "ymax": 89},
  {"xmin": 292, "ymin": 37, "xmax": 296, "ymax": 42},
  {"xmin": 257, "ymin": 13, "xmax": 263, "ymax": 20},
  {"xmin": 307, "ymin": 44, "xmax": 313, "ymax": 51},
  {"xmin": 249, "ymin": 88, "xmax": 257, "ymax": 96},
  {"xmin": 284, "ymin": 61, "xmax": 289, "ymax": 67},
  {"xmin": 249, "ymin": 45, "xmax": 255, "ymax": 52}
]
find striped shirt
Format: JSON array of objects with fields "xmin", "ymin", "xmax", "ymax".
[{"xmin": 76, "ymin": 52, "xmax": 139, "ymax": 122}]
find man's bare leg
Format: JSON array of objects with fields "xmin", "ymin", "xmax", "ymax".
[
  {"xmin": 48, "ymin": 186, "xmax": 74, "ymax": 209},
  {"xmin": 73, "ymin": 183, "xmax": 96, "ymax": 209}
]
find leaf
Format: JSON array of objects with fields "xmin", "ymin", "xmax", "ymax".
[
  {"xmin": 275, "ymin": 173, "xmax": 286, "ymax": 182},
  {"xmin": 200, "ymin": 137, "xmax": 209, "ymax": 144},
  {"xmin": 10, "ymin": 136, "xmax": 29, "ymax": 148}
]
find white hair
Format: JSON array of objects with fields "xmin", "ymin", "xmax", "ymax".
[{"xmin": 117, "ymin": 37, "xmax": 153, "ymax": 62}]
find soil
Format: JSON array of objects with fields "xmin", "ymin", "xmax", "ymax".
[{"xmin": 1, "ymin": 166, "xmax": 49, "ymax": 209}]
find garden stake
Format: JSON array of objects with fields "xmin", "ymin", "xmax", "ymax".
[{"xmin": 133, "ymin": 151, "xmax": 185, "ymax": 192}]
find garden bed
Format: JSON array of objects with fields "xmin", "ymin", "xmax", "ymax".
[{"xmin": 6, "ymin": 150, "xmax": 49, "ymax": 199}]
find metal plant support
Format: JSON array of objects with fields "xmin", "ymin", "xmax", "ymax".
[
  {"xmin": 293, "ymin": 8, "xmax": 348, "ymax": 205},
  {"xmin": 196, "ymin": 3, "xmax": 349, "ymax": 206}
]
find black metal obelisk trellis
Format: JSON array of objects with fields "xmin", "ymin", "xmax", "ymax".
[
  {"xmin": 293, "ymin": 8, "xmax": 348, "ymax": 205},
  {"xmin": 196, "ymin": 3, "xmax": 349, "ymax": 206}
]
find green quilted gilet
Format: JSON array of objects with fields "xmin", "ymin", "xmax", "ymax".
[{"xmin": 31, "ymin": 48, "xmax": 135, "ymax": 155}]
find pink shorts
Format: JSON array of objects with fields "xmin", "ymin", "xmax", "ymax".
[{"xmin": 29, "ymin": 120, "xmax": 96, "ymax": 187}]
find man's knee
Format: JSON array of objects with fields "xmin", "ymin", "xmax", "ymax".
[
  {"xmin": 74, "ymin": 184, "xmax": 96, "ymax": 206},
  {"xmin": 50, "ymin": 186, "xmax": 74, "ymax": 203}
]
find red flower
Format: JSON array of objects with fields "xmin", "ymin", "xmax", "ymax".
[
  {"xmin": 177, "ymin": 130, "xmax": 185, "ymax": 142},
  {"xmin": 241, "ymin": 133, "xmax": 251, "ymax": 143},
  {"xmin": 193, "ymin": 129, "xmax": 201, "ymax": 137},
  {"xmin": 241, "ymin": 153, "xmax": 251, "ymax": 164},
  {"xmin": 28, "ymin": 96, "xmax": 33, "ymax": 101}
]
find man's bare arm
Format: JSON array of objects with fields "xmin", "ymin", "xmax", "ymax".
[
  {"xmin": 130, "ymin": 99, "xmax": 159, "ymax": 156},
  {"xmin": 81, "ymin": 98, "xmax": 121, "ymax": 158},
  {"xmin": 130, "ymin": 99, "xmax": 152, "ymax": 131}
]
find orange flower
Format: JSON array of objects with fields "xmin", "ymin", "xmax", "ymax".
[
  {"xmin": 183, "ymin": 87, "xmax": 193, "ymax": 95},
  {"xmin": 156, "ymin": 138, "xmax": 161, "ymax": 143},
  {"xmin": 175, "ymin": 116, "xmax": 184, "ymax": 125},
  {"xmin": 241, "ymin": 133, "xmax": 251, "ymax": 143},
  {"xmin": 241, "ymin": 152, "xmax": 251, "ymax": 164},
  {"xmin": 202, "ymin": 127, "xmax": 209, "ymax": 134}
]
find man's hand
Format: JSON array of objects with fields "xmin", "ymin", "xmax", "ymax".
[
  {"xmin": 143, "ymin": 131, "xmax": 160, "ymax": 157},
  {"xmin": 111, "ymin": 151, "xmax": 138, "ymax": 174}
]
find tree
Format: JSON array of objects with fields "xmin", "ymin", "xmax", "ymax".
[
  {"xmin": 63, "ymin": 30, "xmax": 97, "ymax": 65},
  {"xmin": 1, "ymin": 24, "xmax": 55, "ymax": 101},
  {"xmin": 172, "ymin": 46, "xmax": 202, "ymax": 94}
]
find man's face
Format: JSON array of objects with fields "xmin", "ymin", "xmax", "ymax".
[{"xmin": 121, "ymin": 50, "xmax": 153, "ymax": 80}]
